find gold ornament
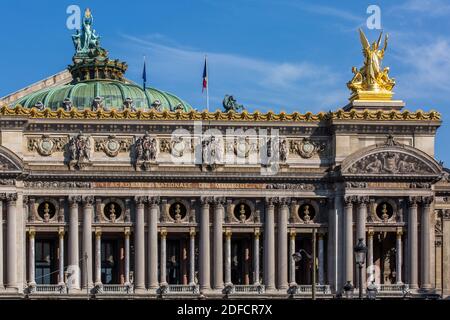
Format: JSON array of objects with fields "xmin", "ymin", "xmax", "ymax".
[{"xmin": 347, "ymin": 29, "xmax": 396, "ymax": 101}]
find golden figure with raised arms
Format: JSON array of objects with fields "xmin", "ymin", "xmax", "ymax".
[{"xmin": 347, "ymin": 29, "xmax": 395, "ymax": 101}]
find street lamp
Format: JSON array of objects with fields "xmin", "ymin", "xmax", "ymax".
[{"xmin": 354, "ymin": 238, "xmax": 367, "ymax": 299}]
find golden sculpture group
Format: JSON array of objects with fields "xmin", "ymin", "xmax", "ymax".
[{"xmin": 347, "ymin": 29, "xmax": 396, "ymax": 101}]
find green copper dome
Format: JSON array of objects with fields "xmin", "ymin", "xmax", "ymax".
[
  {"xmin": 13, "ymin": 8, "xmax": 193, "ymax": 112},
  {"xmin": 13, "ymin": 80, "xmax": 192, "ymax": 112}
]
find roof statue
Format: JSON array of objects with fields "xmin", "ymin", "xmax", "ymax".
[
  {"xmin": 223, "ymin": 95, "xmax": 245, "ymax": 112},
  {"xmin": 347, "ymin": 29, "xmax": 396, "ymax": 101},
  {"xmin": 72, "ymin": 8, "xmax": 107, "ymax": 58}
]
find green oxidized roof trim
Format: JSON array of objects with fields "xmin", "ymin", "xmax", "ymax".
[{"xmin": 13, "ymin": 8, "xmax": 192, "ymax": 112}]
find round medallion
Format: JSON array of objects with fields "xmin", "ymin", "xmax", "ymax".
[
  {"xmin": 104, "ymin": 202, "xmax": 122, "ymax": 221},
  {"xmin": 172, "ymin": 139, "xmax": 186, "ymax": 157},
  {"xmin": 37, "ymin": 201, "xmax": 56, "ymax": 221},
  {"xmin": 233, "ymin": 203, "xmax": 251, "ymax": 222},
  {"xmin": 376, "ymin": 202, "xmax": 393, "ymax": 221},
  {"xmin": 169, "ymin": 202, "xmax": 187, "ymax": 221},
  {"xmin": 38, "ymin": 139, "xmax": 55, "ymax": 156},
  {"xmin": 302, "ymin": 142, "xmax": 314, "ymax": 153},
  {"xmin": 107, "ymin": 140, "xmax": 119, "ymax": 152}
]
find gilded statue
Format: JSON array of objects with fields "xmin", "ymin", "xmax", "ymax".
[{"xmin": 347, "ymin": 29, "xmax": 395, "ymax": 100}]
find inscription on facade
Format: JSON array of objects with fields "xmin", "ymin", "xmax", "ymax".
[{"xmin": 93, "ymin": 182, "xmax": 268, "ymax": 189}]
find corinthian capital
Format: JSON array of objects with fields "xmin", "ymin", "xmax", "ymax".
[
  {"xmin": 279, "ymin": 197, "xmax": 291, "ymax": 207},
  {"xmin": 134, "ymin": 196, "xmax": 147, "ymax": 206},
  {"xmin": 69, "ymin": 195, "xmax": 82, "ymax": 207},
  {"xmin": 344, "ymin": 195, "xmax": 356, "ymax": 207},
  {"xmin": 408, "ymin": 196, "xmax": 420, "ymax": 207},
  {"xmin": 357, "ymin": 196, "xmax": 370, "ymax": 206},
  {"xmin": 265, "ymin": 197, "xmax": 279, "ymax": 206},
  {"xmin": 213, "ymin": 197, "xmax": 226, "ymax": 207},
  {"xmin": 200, "ymin": 196, "xmax": 213, "ymax": 206},
  {"xmin": 148, "ymin": 196, "xmax": 160, "ymax": 206},
  {"xmin": 82, "ymin": 195, "xmax": 95, "ymax": 207},
  {"xmin": 6, "ymin": 193, "xmax": 18, "ymax": 204},
  {"xmin": 422, "ymin": 196, "xmax": 434, "ymax": 206}
]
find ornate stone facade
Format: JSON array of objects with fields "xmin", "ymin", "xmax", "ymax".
[{"xmin": 0, "ymin": 10, "xmax": 448, "ymax": 300}]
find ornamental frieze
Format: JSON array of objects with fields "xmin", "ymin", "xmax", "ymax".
[
  {"xmin": 0, "ymin": 105, "xmax": 441, "ymax": 122},
  {"xmin": 289, "ymin": 138, "xmax": 326, "ymax": 159},
  {"xmin": 347, "ymin": 152, "xmax": 434, "ymax": 174},
  {"xmin": 94, "ymin": 135, "xmax": 132, "ymax": 157},
  {"xmin": 0, "ymin": 179, "xmax": 14, "ymax": 185},
  {"xmin": 159, "ymin": 137, "xmax": 193, "ymax": 157},
  {"xmin": 27, "ymin": 135, "xmax": 67, "ymax": 156},
  {"xmin": 266, "ymin": 183, "xmax": 315, "ymax": 191},
  {"xmin": 23, "ymin": 181, "xmax": 92, "ymax": 188},
  {"xmin": 226, "ymin": 137, "xmax": 258, "ymax": 159}
]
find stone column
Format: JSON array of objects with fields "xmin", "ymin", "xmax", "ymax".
[
  {"xmin": 124, "ymin": 228, "xmax": 130, "ymax": 284},
  {"xmin": 0, "ymin": 197, "xmax": 4, "ymax": 289},
  {"xmin": 421, "ymin": 196, "xmax": 433, "ymax": 289},
  {"xmin": 28, "ymin": 228, "xmax": 36, "ymax": 286},
  {"xmin": 6, "ymin": 193, "xmax": 18, "ymax": 289},
  {"xmin": 367, "ymin": 230, "xmax": 374, "ymax": 283},
  {"xmin": 189, "ymin": 228, "xmax": 196, "ymax": 285},
  {"xmin": 224, "ymin": 229, "xmax": 232, "ymax": 285},
  {"xmin": 264, "ymin": 198, "xmax": 276, "ymax": 290},
  {"xmin": 68, "ymin": 196, "xmax": 81, "ymax": 290},
  {"xmin": 160, "ymin": 229, "xmax": 167, "ymax": 286},
  {"xmin": 327, "ymin": 199, "xmax": 335, "ymax": 290},
  {"xmin": 289, "ymin": 230, "xmax": 296, "ymax": 286},
  {"xmin": 134, "ymin": 196, "xmax": 146, "ymax": 291},
  {"xmin": 199, "ymin": 197, "xmax": 211, "ymax": 291},
  {"xmin": 343, "ymin": 196, "xmax": 354, "ymax": 285},
  {"xmin": 356, "ymin": 196, "xmax": 368, "ymax": 291},
  {"xmin": 58, "ymin": 228, "xmax": 65, "ymax": 285},
  {"xmin": 213, "ymin": 198, "xmax": 225, "ymax": 290},
  {"xmin": 94, "ymin": 229, "xmax": 102, "ymax": 286},
  {"xmin": 148, "ymin": 197, "xmax": 159, "ymax": 290},
  {"xmin": 253, "ymin": 229, "xmax": 260, "ymax": 285},
  {"xmin": 408, "ymin": 196, "xmax": 419, "ymax": 289},
  {"xmin": 396, "ymin": 229, "xmax": 403, "ymax": 284},
  {"xmin": 442, "ymin": 210, "xmax": 450, "ymax": 296},
  {"xmin": 82, "ymin": 196, "xmax": 94, "ymax": 289},
  {"xmin": 277, "ymin": 197, "xmax": 289, "ymax": 290},
  {"xmin": 318, "ymin": 233, "xmax": 325, "ymax": 285}
]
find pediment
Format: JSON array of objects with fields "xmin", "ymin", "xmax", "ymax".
[
  {"xmin": 341, "ymin": 139, "xmax": 442, "ymax": 177},
  {"xmin": 0, "ymin": 146, "xmax": 23, "ymax": 173}
]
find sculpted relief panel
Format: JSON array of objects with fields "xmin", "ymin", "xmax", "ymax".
[
  {"xmin": 27, "ymin": 135, "xmax": 67, "ymax": 156},
  {"xmin": 347, "ymin": 151, "xmax": 434, "ymax": 174}
]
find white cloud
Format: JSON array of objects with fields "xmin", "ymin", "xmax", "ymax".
[
  {"xmin": 119, "ymin": 34, "xmax": 347, "ymax": 112},
  {"xmin": 394, "ymin": 0, "xmax": 450, "ymax": 16}
]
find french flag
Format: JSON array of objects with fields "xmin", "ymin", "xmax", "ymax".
[{"xmin": 202, "ymin": 56, "xmax": 208, "ymax": 93}]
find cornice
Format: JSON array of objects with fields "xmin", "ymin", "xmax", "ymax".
[{"xmin": 0, "ymin": 105, "xmax": 441, "ymax": 123}]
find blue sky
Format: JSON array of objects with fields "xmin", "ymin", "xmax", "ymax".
[{"xmin": 1, "ymin": 0, "xmax": 450, "ymax": 164}]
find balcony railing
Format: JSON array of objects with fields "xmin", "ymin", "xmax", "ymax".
[
  {"xmin": 378, "ymin": 284, "xmax": 409, "ymax": 292},
  {"xmin": 28, "ymin": 284, "xmax": 67, "ymax": 294},
  {"xmin": 291, "ymin": 284, "xmax": 332, "ymax": 295},
  {"xmin": 233, "ymin": 285, "xmax": 266, "ymax": 294},
  {"xmin": 165, "ymin": 284, "xmax": 199, "ymax": 294},
  {"xmin": 101, "ymin": 284, "xmax": 134, "ymax": 294}
]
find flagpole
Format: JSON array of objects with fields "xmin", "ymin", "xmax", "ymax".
[
  {"xmin": 143, "ymin": 55, "xmax": 146, "ymax": 90},
  {"xmin": 205, "ymin": 55, "xmax": 209, "ymax": 112}
]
